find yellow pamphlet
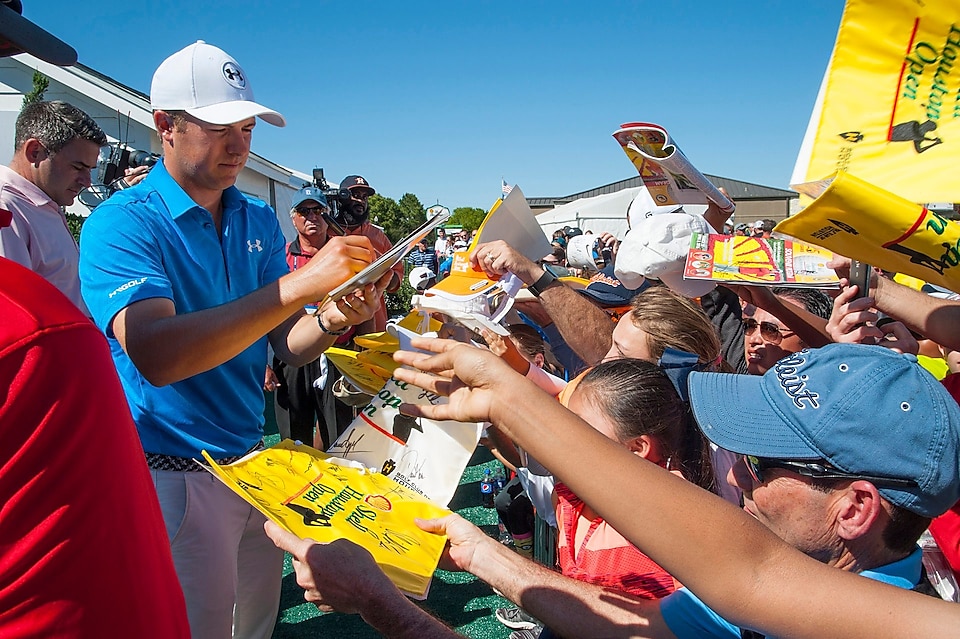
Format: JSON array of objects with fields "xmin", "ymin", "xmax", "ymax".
[{"xmin": 202, "ymin": 440, "xmax": 450, "ymax": 599}]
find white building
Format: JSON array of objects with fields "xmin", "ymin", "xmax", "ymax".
[{"xmin": 0, "ymin": 52, "xmax": 309, "ymax": 240}]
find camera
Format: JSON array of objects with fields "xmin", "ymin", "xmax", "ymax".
[
  {"xmin": 96, "ymin": 143, "xmax": 159, "ymax": 191},
  {"xmin": 312, "ymin": 168, "xmax": 362, "ymax": 228}
]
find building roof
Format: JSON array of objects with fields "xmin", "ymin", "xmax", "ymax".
[{"xmin": 530, "ymin": 174, "xmax": 797, "ymax": 207}]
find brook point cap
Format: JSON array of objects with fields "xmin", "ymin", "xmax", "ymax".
[
  {"xmin": 291, "ymin": 187, "xmax": 329, "ymax": 211},
  {"xmin": 150, "ymin": 41, "xmax": 285, "ymax": 127},
  {"xmin": 688, "ymin": 344, "xmax": 960, "ymax": 518}
]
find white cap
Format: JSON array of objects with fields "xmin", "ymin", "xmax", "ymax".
[
  {"xmin": 615, "ymin": 211, "xmax": 716, "ymax": 298},
  {"xmin": 150, "ymin": 41, "xmax": 285, "ymax": 127},
  {"xmin": 409, "ymin": 266, "xmax": 436, "ymax": 290}
]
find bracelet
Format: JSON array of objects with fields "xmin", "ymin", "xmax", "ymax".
[{"xmin": 317, "ymin": 314, "xmax": 348, "ymax": 336}]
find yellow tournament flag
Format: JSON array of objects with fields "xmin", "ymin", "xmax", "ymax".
[
  {"xmin": 793, "ymin": 0, "xmax": 960, "ymax": 203},
  {"xmin": 777, "ymin": 172, "xmax": 960, "ymax": 291},
  {"xmin": 203, "ymin": 441, "xmax": 450, "ymax": 599}
]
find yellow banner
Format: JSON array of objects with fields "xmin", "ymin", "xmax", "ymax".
[
  {"xmin": 794, "ymin": 0, "xmax": 960, "ymax": 203},
  {"xmin": 776, "ymin": 172, "xmax": 960, "ymax": 291},
  {"xmin": 203, "ymin": 441, "xmax": 449, "ymax": 599}
]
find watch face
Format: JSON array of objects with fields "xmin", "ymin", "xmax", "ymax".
[{"xmin": 543, "ymin": 263, "xmax": 569, "ymax": 278}]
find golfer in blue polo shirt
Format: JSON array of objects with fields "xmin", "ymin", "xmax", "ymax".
[{"xmin": 79, "ymin": 41, "xmax": 387, "ymax": 639}]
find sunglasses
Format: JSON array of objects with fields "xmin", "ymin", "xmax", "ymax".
[
  {"xmin": 295, "ymin": 205, "xmax": 330, "ymax": 218},
  {"xmin": 743, "ymin": 318, "xmax": 794, "ymax": 344},
  {"xmin": 744, "ymin": 455, "xmax": 917, "ymax": 488}
]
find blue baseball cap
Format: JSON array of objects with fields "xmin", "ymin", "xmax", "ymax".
[
  {"xmin": 291, "ymin": 187, "xmax": 329, "ymax": 211},
  {"xmin": 577, "ymin": 264, "xmax": 650, "ymax": 308},
  {"xmin": 688, "ymin": 344, "xmax": 960, "ymax": 517}
]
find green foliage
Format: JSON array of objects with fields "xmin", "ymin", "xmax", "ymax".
[
  {"xmin": 22, "ymin": 71, "xmax": 50, "ymax": 108},
  {"xmin": 65, "ymin": 212, "xmax": 85, "ymax": 242},
  {"xmin": 384, "ymin": 264, "xmax": 416, "ymax": 319},
  {"xmin": 449, "ymin": 206, "xmax": 487, "ymax": 232},
  {"xmin": 369, "ymin": 193, "xmax": 426, "ymax": 244}
]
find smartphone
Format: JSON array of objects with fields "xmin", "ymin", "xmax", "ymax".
[{"xmin": 848, "ymin": 260, "xmax": 872, "ymax": 299}]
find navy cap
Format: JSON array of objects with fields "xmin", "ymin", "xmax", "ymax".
[
  {"xmin": 577, "ymin": 264, "xmax": 649, "ymax": 308},
  {"xmin": 340, "ymin": 175, "xmax": 376, "ymax": 195},
  {"xmin": 291, "ymin": 187, "xmax": 329, "ymax": 211},
  {"xmin": 688, "ymin": 344, "xmax": 960, "ymax": 517}
]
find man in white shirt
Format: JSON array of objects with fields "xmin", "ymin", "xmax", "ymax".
[{"xmin": 0, "ymin": 100, "xmax": 106, "ymax": 314}]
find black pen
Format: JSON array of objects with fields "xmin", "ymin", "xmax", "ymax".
[{"xmin": 322, "ymin": 212, "xmax": 346, "ymax": 236}]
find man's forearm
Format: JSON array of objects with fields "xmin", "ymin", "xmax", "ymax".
[
  {"xmin": 537, "ymin": 283, "xmax": 613, "ymax": 366},
  {"xmin": 360, "ymin": 593, "xmax": 459, "ymax": 639},
  {"xmin": 875, "ymin": 277, "xmax": 960, "ymax": 350}
]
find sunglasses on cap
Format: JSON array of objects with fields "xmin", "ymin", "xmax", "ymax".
[
  {"xmin": 743, "ymin": 455, "xmax": 918, "ymax": 488},
  {"xmin": 743, "ymin": 318, "xmax": 794, "ymax": 344},
  {"xmin": 295, "ymin": 204, "xmax": 330, "ymax": 217}
]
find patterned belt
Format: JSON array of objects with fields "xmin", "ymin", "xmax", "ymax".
[{"xmin": 146, "ymin": 440, "xmax": 265, "ymax": 472}]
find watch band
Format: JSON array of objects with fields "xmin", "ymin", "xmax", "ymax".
[{"xmin": 528, "ymin": 267, "xmax": 559, "ymax": 297}]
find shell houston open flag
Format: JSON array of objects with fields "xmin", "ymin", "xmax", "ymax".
[{"xmin": 792, "ymin": 0, "xmax": 960, "ymax": 204}]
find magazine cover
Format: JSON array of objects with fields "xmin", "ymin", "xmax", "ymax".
[
  {"xmin": 202, "ymin": 440, "xmax": 450, "ymax": 599},
  {"xmin": 613, "ymin": 122, "xmax": 735, "ymax": 213},
  {"xmin": 684, "ymin": 233, "xmax": 838, "ymax": 287}
]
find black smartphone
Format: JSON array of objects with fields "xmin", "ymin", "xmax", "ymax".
[{"xmin": 848, "ymin": 260, "xmax": 872, "ymax": 299}]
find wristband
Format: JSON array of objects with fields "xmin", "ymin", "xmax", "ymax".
[
  {"xmin": 317, "ymin": 314, "xmax": 348, "ymax": 336},
  {"xmin": 528, "ymin": 267, "xmax": 559, "ymax": 297}
]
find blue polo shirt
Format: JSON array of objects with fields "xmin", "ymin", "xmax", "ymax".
[
  {"xmin": 79, "ymin": 160, "xmax": 288, "ymax": 458},
  {"xmin": 659, "ymin": 547, "xmax": 924, "ymax": 638}
]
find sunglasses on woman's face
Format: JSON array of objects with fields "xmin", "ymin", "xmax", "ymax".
[{"xmin": 742, "ymin": 318, "xmax": 793, "ymax": 344}]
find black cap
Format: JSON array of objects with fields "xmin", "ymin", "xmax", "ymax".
[
  {"xmin": 0, "ymin": 1, "xmax": 77, "ymax": 65},
  {"xmin": 340, "ymin": 175, "xmax": 376, "ymax": 195}
]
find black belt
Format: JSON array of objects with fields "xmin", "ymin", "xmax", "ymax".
[{"xmin": 146, "ymin": 440, "xmax": 265, "ymax": 472}]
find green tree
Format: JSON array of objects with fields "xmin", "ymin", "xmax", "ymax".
[
  {"xmin": 395, "ymin": 193, "xmax": 426, "ymax": 240},
  {"xmin": 22, "ymin": 71, "xmax": 49, "ymax": 108},
  {"xmin": 369, "ymin": 193, "xmax": 426, "ymax": 244},
  {"xmin": 66, "ymin": 212, "xmax": 85, "ymax": 242},
  {"xmin": 449, "ymin": 206, "xmax": 487, "ymax": 232}
]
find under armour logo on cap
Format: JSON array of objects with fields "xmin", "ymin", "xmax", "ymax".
[{"xmin": 222, "ymin": 62, "xmax": 245, "ymax": 89}]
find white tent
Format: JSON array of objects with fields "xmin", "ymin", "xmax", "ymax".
[
  {"xmin": 536, "ymin": 188, "xmax": 642, "ymax": 239},
  {"xmin": 536, "ymin": 187, "xmax": 709, "ymax": 240}
]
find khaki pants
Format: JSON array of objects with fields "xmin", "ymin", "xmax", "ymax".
[{"xmin": 152, "ymin": 469, "xmax": 283, "ymax": 639}]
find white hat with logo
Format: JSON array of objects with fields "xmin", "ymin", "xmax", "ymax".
[
  {"xmin": 150, "ymin": 40, "xmax": 285, "ymax": 127},
  {"xmin": 615, "ymin": 211, "xmax": 716, "ymax": 298}
]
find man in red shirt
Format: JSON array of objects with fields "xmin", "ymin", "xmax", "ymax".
[{"xmin": 0, "ymin": 5, "xmax": 190, "ymax": 635}]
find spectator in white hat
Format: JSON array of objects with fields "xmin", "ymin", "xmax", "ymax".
[{"xmin": 78, "ymin": 41, "xmax": 388, "ymax": 638}]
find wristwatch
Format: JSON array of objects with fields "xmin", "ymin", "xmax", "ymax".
[{"xmin": 528, "ymin": 265, "xmax": 561, "ymax": 297}]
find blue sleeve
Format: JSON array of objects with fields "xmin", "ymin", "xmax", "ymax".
[
  {"xmin": 79, "ymin": 200, "xmax": 173, "ymax": 336},
  {"xmin": 659, "ymin": 588, "xmax": 741, "ymax": 639}
]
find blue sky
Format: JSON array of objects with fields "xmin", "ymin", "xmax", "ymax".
[{"xmin": 24, "ymin": 1, "xmax": 845, "ymax": 209}]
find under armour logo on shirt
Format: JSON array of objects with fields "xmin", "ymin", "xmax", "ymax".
[{"xmin": 247, "ymin": 239, "xmax": 263, "ymax": 253}]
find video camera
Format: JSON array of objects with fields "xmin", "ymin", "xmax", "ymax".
[
  {"xmin": 77, "ymin": 143, "xmax": 160, "ymax": 210},
  {"xmin": 312, "ymin": 168, "xmax": 350, "ymax": 209},
  {"xmin": 97, "ymin": 143, "xmax": 159, "ymax": 191}
]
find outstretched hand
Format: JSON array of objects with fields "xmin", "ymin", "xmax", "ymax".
[{"xmin": 393, "ymin": 337, "xmax": 520, "ymax": 425}]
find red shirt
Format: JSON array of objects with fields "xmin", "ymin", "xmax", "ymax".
[
  {"xmin": 555, "ymin": 482, "xmax": 676, "ymax": 599},
  {"xmin": 0, "ymin": 258, "xmax": 189, "ymax": 638}
]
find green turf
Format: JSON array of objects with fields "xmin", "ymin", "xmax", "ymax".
[{"xmin": 264, "ymin": 393, "xmax": 515, "ymax": 638}]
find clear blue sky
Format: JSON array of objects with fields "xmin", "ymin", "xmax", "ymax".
[{"xmin": 24, "ymin": 1, "xmax": 844, "ymax": 209}]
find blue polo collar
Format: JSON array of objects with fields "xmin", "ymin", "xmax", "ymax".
[{"xmin": 147, "ymin": 159, "xmax": 246, "ymax": 219}]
